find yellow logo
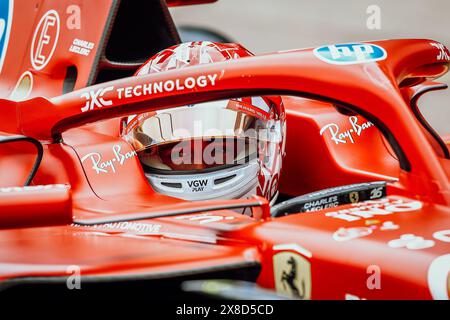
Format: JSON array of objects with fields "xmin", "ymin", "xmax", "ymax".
[
  {"xmin": 273, "ymin": 252, "xmax": 311, "ymax": 299},
  {"xmin": 349, "ymin": 191, "xmax": 359, "ymax": 203}
]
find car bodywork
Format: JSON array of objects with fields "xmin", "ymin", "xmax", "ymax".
[{"xmin": 0, "ymin": 0, "xmax": 448, "ymax": 299}]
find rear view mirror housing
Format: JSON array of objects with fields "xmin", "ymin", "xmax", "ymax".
[
  {"xmin": 0, "ymin": 135, "xmax": 43, "ymax": 186},
  {"xmin": 0, "ymin": 135, "xmax": 73, "ymax": 229}
]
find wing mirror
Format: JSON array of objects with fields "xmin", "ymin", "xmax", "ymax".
[
  {"xmin": 0, "ymin": 135, "xmax": 73, "ymax": 229},
  {"xmin": 0, "ymin": 135, "xmax": 43, "ymax": 186}
]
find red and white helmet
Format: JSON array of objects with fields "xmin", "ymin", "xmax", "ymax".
[{"xmin": 122, "ymin": 42, "xmax": 286, "ymax": 204}]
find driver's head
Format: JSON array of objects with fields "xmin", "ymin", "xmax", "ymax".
[{"xmin": 122, "ymin": 42, "xmax": 286, "ymax": 203}]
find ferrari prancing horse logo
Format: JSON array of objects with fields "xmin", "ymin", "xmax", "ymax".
[
  {"xmin": 349, "ymin": 191, "xmax": 359, "ymax": 203},
  {"xmin": 273, "ymin": 252, "xmax": 312, "ymax": 299}
]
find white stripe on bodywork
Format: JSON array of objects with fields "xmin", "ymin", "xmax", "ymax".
[
  {"xmin": 273, "ymin": 244, "xmax": 313, "ymax": 258},
  {"xmin": 428, "ymin": 254, "xmax": 450, "ymax": 300}
]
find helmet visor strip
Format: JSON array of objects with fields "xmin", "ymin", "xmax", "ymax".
[{"xmin": 123, "ymin": 98, "xmax": 282, "ymax": 172}]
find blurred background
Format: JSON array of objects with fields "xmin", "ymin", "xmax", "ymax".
[{"xmin": 171, "ymin": 0, "xmax": 449, "ymax": 135}]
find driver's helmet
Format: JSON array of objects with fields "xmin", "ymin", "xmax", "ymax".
[{"xmin": 122, "ymin": 41, "xmax": 285, "ymax": 204}]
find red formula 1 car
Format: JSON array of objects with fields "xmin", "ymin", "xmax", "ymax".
[{"xmin": 0, "ymin": 0, "xmax": 449, "ymax": 300}]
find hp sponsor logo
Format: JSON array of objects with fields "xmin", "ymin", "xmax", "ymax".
[{"xmin": 313, "ymin": 43, "xmax": 387, "ymax": 65}]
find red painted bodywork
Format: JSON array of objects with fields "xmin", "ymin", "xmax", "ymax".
[{"xmin": 0, "ymin": 1, "xmax": 448, "ymax": 299}]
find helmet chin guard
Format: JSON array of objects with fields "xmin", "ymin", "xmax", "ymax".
[{"xmin": 145, "ymin": 159, "xmax": 260, "ymax": 201}]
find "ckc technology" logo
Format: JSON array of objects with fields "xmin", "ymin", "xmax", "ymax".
[{"xmin": 80, "ymin": 74, "xmax": 218, "ymax": 112}]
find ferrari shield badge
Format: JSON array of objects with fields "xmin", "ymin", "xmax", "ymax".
[{"xmin": 273, "ymin": 251, "xmax": 312, "ymax": 299}]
